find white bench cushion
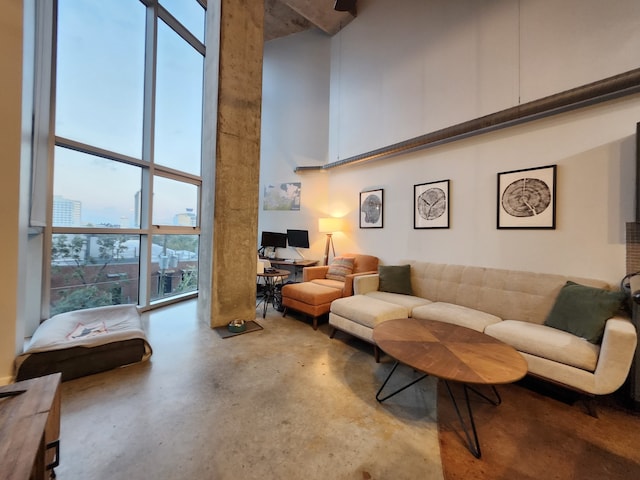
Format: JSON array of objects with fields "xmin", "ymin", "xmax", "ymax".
[
  {"xmin": 363, "ymin": 291, "xmax": 432, "ymax": 316},
  {"xmin": 485, "ymin": 320, "xmax": 600, "ymax": 372},
  {"xmin": 412, "ymin": 302, "xmax": 501, "ymax": 332},
  {"xmin": 330, "ymin": 295, "xmax": 408, "ymax": 329}
]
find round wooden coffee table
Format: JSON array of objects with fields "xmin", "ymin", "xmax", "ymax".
[{"xmin": 373, "ymin": 318, "xmax": 527, "ymax": 458}]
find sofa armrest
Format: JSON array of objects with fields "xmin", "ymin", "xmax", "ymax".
[
  {"xmin": 593, "ymin": 315, "xmax": 638, "ymax": 395},
  {"xmin": 303, "ymin": 266, "xmax": 329, "ymax": 282},
  {"xmin": 343, "ymin": 271, "xmax": 378, "ymax": 297},
  {"xmin": 354, "ymin": 274, "xmax": 380, "ymax": 295}
]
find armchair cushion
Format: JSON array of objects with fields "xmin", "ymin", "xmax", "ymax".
[
  {"xmin": 326, "ymin": 257, "xmax": 355, "ymax": 281},
  {"xmin": 310, "ymin": 278, "xmax": 346, "ymax": 290},
  {"xmin": 351, "ymin": 254, "xmax": 379, "ymax": 274},
  {"xmin": 303, "ymin": 266, "xmax": 330, "ymax": 282}
]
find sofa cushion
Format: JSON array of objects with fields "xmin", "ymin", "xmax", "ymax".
[
  {"xmin": 544, "ymin": 281, "xmax": 627, "ymax": 344},
  {"xmin": 486, "ymin": 320, "xmax": 600, "ymax": 372},
  {"xmin": 378, "ymin": 264, "xmax": 413, "ymax": 295},
  {"xmin": 330, "ymin": 295, "xmax": 408, "ymax": 329},
  {"xmin": 364, "ymin": 291, "xmax": 431, "ymax": 316},
  {"xmin": 411, "ymin": 302, "xmax": 501, "ymax": 332},
  {"xmin": 326, "ymin": 256, "xmax": 355, "ymax": 281}
]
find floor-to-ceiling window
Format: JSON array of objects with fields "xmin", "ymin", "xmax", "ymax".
[{"xmin": 49, "ymin": 0, "xmax": 205, "ymax": 314}]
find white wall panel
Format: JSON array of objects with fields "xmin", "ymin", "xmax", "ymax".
[
  {"xmin": 419, "ymin": 0, "xmax": 520, "ymax": 132},
  {"xmin": 260, "ymin": 31, "xmax": 332, "ymax": 260},
  {"xmin": 331, "ymin": 0, "xmax": 521, "ymax": 160},
  {"xmin": 331, "ymin": 0, "xmax": 640, "ymax": 160},
  {"xmin": 520, "ymin": 0, "xmax": 640, "ymax": 102},
  {"xmin": 262, "ymin": 30, "xmax": 330, "ymax": 170}
]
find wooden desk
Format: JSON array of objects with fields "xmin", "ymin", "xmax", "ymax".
[
  {"xmin": 268, "ymin": 259, "xmax": 318, "ymax": 282},
  {"xmin": 373, "ymin": 318, "xmax": 527, "ymax": 458},
  {"xmin": 0, "ymin": 373, "xmax": 61, "ymax": 480}
]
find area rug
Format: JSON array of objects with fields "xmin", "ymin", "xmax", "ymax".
[
  {"xmin": 214, "ymin": 320, "xmax": 263, "ymax": 339},
  {"xmin": 437, "ymin": 379, "xmax": 640, "ymax": 480}
]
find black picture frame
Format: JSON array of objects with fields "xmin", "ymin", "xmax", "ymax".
[
  {"xmin": 359, "ymin": 189, "xmax": 383, "ymax": 228},
  {"xmin": 497, "ymin": 165, "xmax": 557, "ymax": 229},
  {"xmin": 414, "ymin": 180, "xmax": 450, "ymax": 229}
]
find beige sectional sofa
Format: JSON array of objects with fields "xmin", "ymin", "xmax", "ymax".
[{"xmin": 329, "ymin": 261, "xmax": 638, "ymax": 398}]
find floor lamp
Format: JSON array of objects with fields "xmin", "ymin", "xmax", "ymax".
[{"xmin": 318, "ymin": 217, "xmax": 343, "ymax": 265}]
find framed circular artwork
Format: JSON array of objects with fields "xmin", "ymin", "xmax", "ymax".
[
  {"xmin": 497, "ymin": 165, "xmax": 556, "ymax": 229},
  {"xmin": 360, "ymin": 189, "xmax": 383, "ymax": 228},
  {"xmin": 414, "ymin": 180, "xmax": 450, "ymax": 229}
]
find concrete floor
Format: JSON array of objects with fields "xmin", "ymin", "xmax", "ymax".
[{"xmin": 55, "ymin": 300, "xmax": 444, "ymax": 479}]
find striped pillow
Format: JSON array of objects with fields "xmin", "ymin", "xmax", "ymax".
[{"xmin": 326, "ymin": 257, "xmax": 355, "ymax": 281}]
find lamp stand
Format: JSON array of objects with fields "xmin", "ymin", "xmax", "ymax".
[{"xmin": 323, "ymin": 233, "xmax": 335, "ymax": 265}]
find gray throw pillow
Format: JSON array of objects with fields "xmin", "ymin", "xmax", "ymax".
[
  {"xmin": 378, "ymin": 264, "xmax": 413, "ymax": 295},
  {"xmin": 544, "ymin": 281, "xmax": 627, "ymax": 344},
  {"xmin": 325, "ymin": 256, "xmax": 355, "ymax": 281}
]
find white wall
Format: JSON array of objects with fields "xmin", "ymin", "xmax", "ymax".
[
  {"xmin": 520, "ymin": 0, "xmax": 640, "ymax": 101},
  {"xmin": 260, "ymin": 0, "xmax": 640, "ymax": 285},
  {"xmin": 260, "ymin": 30, "xmax": 332, "ymax": 260},
  {"xmin": 330, "ymin": 97, "xmax": 639, "ymax": 284},
  {"xmin": 330, "ymin": 0, "xmax": 640, "ymax": 160}
]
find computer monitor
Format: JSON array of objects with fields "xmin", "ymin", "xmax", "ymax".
[
  {"xmin": 286, "ymin": 229, "xmax": 310, "ymax": 248},
  {"xmin": 260, "ymin": 231, "xmax": 287, "ymax": 248},
  {"xmin": 287, "ymin": 229, "xmax": 309, "ymax": 259}
]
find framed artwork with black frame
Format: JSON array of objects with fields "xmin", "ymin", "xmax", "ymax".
[
  {"xmin": 359, "ymin": 189, "xmax": 383, "ymax": 228},
  {"xmin": 497, "ymin": 164, "xmax": 556, "ymax": 229},
  {"xmin": 414, "ymin": 180, "xmax": 449, "ymax": 229}
]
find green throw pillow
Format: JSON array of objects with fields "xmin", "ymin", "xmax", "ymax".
[
  {"xmin": 544, "ymin": 281, "xmax": 627, "ymax": 344},
  {"xmin": 378, "ymin": 264, "xmax": 413, "ymax": 295}
]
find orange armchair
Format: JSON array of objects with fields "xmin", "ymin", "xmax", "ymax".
[
  {"xmin": 281, "ymin": 254, "xmax": 379, "ymax": 330},
  {"xmin": 302, "ymin": 253, "xmax": 379, "ymax": 297}
]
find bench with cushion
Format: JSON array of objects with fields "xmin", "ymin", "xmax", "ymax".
[{"xmin": 15, "ymin": 304, "xmax": 152, "ymax": 382}]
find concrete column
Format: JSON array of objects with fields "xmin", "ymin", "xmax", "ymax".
[
  {"xmin": 0, "ymin": 0, "xmax": 23, "ymax": 383},
  {"xmin": 199, "ymin": 1, "xmax": 264, "ymax": 328}
]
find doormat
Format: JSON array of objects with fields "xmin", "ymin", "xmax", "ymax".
[{"xmin": 215, "ymin": 320, "xmax": 263, "ymax": 339}]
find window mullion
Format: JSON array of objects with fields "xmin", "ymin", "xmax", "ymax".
[{"xmin": 138, "ymin": 1, "xmax": 159, "ymax": 307}]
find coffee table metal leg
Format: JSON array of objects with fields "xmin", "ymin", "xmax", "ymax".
[
  {"xmin": 376, "ymin": 361, "xmax": 429, "ymax": 403},
  {"xmin": 444, "ymin": 381, "xmax": 482, "ymax": 458},
  {"xmin": 466, "ymin": 384, "xmax": 501, "ymax": 406},
  {"xmin": 444, "ymin": 382, "xmax": 502, "ymax": 459}
]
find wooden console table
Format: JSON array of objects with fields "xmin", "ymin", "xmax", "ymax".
[{"xmin": 0, "ymin": 373, "xmax": 61, "ymax": 480}]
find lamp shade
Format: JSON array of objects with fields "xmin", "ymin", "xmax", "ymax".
[{"xmin": 318, "ymin": 217, "xmax": 343, "ymax": 233}]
